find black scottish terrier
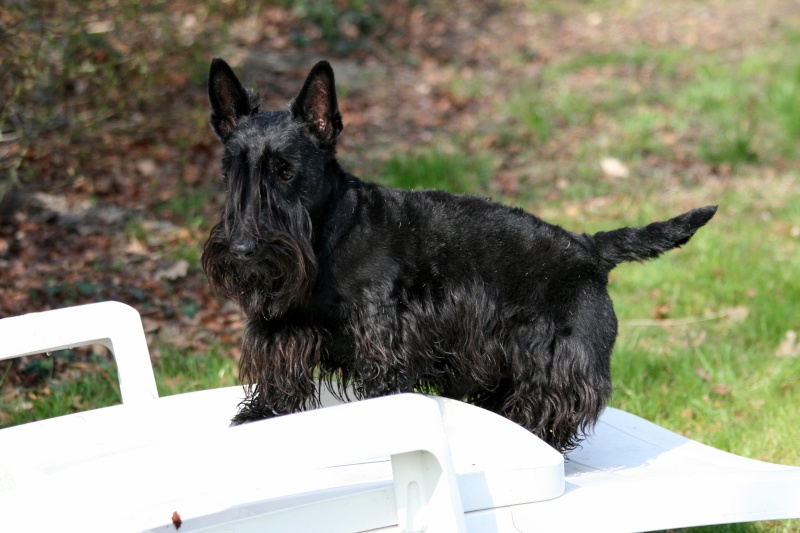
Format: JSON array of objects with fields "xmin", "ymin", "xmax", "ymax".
[{"xmin": 202, "ymin": 58, "xmax": 716, "ymax": 451}]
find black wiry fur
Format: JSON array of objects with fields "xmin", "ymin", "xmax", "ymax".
[{"xmin": 202, "ymin": 58, "xmax": 717, "ymax": 452}]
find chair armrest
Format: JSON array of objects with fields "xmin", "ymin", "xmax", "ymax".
[{"xmin": 0, "ymin": 301, "xmax": 158, "ymax": 404}]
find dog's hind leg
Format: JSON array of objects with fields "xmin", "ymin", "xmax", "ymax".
[
  {"xmin": 497, "ymin": 350, "xmax": 610, "ymax": 451},
  {"xmin": 496, "ymin": 292, "xmax": 615, "ymax": 451}
]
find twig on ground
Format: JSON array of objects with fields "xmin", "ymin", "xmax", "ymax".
[{"xmin": 620, "ymin": 307, "xmax": 748, "ymax": 327}]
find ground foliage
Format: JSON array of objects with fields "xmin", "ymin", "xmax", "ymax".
[{"xmin": 1, "ymin": 0, "xmax": 799, "ymax": 462}]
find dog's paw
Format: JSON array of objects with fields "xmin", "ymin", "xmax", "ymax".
[{"xmin": 230, "ymin": 401, "xmax": 278, "ymax": 426}]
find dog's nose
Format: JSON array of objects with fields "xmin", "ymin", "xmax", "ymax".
[{"xmin": 230, "ymin": 239, "xmax": 257, "ymax": 260}]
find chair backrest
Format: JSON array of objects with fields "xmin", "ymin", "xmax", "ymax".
[{"xmin": 0, "ymin": 301, "xmax": 158, "ymax": 404}]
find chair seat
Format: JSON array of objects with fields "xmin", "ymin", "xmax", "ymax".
[
  {"xmin": 0, "ymin": 389, "xmax": 564, "ymax": 532},
  {"xmin": 1, "ymin": 302, "xmax": 799, "ymax": 532},
  {"xmin": 508, "ymin": 407, "xmax": 800, "ymax": 531}
]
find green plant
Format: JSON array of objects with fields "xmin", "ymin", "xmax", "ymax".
[
  {"xmin": 380, "ymin": 150, "xmax": 494, "ymax": 194},
  {"xmin": 766, "ymin": 60, "xmax": 800, "ymax": 152},
  {"xmin": 508, "ymin": 88, "xmax": 555, "ymax": 144}
]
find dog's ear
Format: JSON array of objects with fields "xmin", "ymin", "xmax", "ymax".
[
  {"xmin": 208, "ymin": 58, "xmax": 257, "ymax": 141},
  {"xmin": 290, "ymin": 61, "xmax": 343, "ymax": 147}
]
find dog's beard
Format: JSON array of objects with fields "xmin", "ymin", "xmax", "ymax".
[{"xmin": 202, "ymin": 225, "xmax": 318, "ymax": 319}]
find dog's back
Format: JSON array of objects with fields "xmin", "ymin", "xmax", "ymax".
[{"xmin": 334, "ymin": 182, "xmax": 714, "ymax": 298}]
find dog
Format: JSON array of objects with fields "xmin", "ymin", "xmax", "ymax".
[{"xmin": 202, "ymin": 58, "xmax": 716, "ymax": 451}]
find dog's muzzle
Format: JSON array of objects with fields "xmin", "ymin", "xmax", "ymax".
[{"xmin": 230, "ymin": 237, "xmax": 258, "ymax": 260}]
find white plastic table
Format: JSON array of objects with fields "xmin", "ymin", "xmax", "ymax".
[{"xmin": 1, "ymin": 302, "xmax": 799, "ymax": 532}]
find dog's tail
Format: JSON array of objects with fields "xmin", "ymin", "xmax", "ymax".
[{"xmin": 592, "ymin": 205, "xmax": 717, "ymax": 270}]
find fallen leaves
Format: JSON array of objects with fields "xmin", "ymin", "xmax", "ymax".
[
  {"xmin": 155, "ymin": 260, "xmax": 190, "ymax": 281},
  {"xmin": 694, "ymin": 367, "xmax": 730, "ymax": 397},
  {"xmin": 599, "ymin": 157, "xmax": 630, "ymax": 180},
  {"xmin": 775, "ymin": 330, "xmax": 799, "ymax": 358},
  {"xmin": 711, "ymin": 384, "xmax": 730, "ymax": 396},
  {"xmin": 652, "ymin": 303, "xmax": 671, "ymax": 320},
  {"xmin": 694, "ymin": 367, "xmax": 712, "ymax": 382},
  {"xmin": 724, "ymin": 306, "xmax": 750, "ymax": 323}
]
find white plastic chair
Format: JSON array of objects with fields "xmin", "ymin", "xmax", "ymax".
[{"xmin": 1, "ymin": 301, "xmax": 799, "ymax": 532}]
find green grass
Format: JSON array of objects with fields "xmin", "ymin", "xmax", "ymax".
[
  {"xmin": 154, "ymin": 344, "xmax": 239, "ymax": 394},
  {"xmin": 379, "ymin": 149, "xmax": 495, "ymax": 194},
  {"xmin": 448, "ymin": 70, "xmax": 490, "ymax": 101},
  {"xmin": 1, "ymin": 344, "xmax": 238, "ymax": 428},
  {"xmin": 505, "ymin": 42, "xmax": 800, "ymax": 192},
  {"xmin": 155, "ymin": 185, "xmax": 212, "ymax": 228}
]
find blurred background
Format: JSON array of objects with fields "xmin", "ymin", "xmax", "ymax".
[{"xmin": 1, "ymin": 2, "xmax": 799, "ymax": 525}]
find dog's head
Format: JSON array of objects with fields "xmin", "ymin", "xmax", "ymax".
[{"xmin": 202, "ymin": 59, "xmax": 343, "ymax": 318}]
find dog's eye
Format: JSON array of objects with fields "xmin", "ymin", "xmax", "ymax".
[{"xmin": 273, "ymin": 161, "xmax": 292, "ymax": 182}]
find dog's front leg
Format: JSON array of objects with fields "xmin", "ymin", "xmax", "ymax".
[
  {"xmin": 344, "ymin": 315, "xmax": 419, "ymax": 401},
  {"xmin": 231, "ymin": 315, "xmax": 325, "ymax": 424}
]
